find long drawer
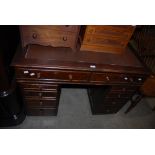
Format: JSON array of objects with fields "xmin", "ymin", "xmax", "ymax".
[
  {"xmin": 90, "ymin": 72, "xmax": 146, "ymax": 84},
  {"xmin": 16, "ymin": 68, "xmax": 90, "ymax": 82}
]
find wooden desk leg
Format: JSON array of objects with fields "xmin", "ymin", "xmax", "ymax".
[{"xmin": 125, "ymin": 93, "xmax": 144, "ymax": 114}]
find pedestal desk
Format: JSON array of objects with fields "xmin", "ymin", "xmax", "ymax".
[{"xmin": 12, "ymin": 44, "xmax": 149, "ymax": 116}]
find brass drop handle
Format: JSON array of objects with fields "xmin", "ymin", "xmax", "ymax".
[
  {"xmin": 32, "ymin": 33, "xmax": 37, "ymax": 39},
  {"xmin": 63, "ymin": 36, "xmax": 67, "ymax": 41},
  {"xmin": 69, "ymin": 74, "xmax": 72, "ymax": 80}
]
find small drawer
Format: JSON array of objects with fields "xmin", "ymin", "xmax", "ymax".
[
  {"xmin": 25, "ymin": 98, "xmax": 57, "ymax": 107},
  {"xmin": 86, "ymin": 26, "xmax": 135, "ymax": 37},
  {"xmin": 23, "ymin": 90, "xmax": 57, "ymax": 98},
  {"xmin": 26, "ymin": 107, "xmax": 57, "ymax": 116},
  {"xmin": 83, "ymin": 34, "xmax": 126, "ymax": 47},
  {"xmin": 21, "ymin": 25, "xmax": 80, "ymax": 33},
  {"xmin": 16, "ymin": 68, "xmax": 90, "ymax": 82}
]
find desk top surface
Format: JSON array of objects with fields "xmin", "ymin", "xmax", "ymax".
[{"xmin": 12, "ymin": 44, "xmax": 149, "ymax": 75}]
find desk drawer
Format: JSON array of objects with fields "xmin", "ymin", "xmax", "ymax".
[
  {"xmin": 16, "ymin": 68, "xmax": 90, "ymax": 82},
  {"xmin": 20, "ymin": 83, "xmax": 58, "ymax": 91},
  {"xmin": 27, "ymin": 107, "xmax": 57, "ymax": 116},
  {"xmin": 25, "ymin": 98, "xmax": 57, "ymax": 108},
  {"xmin": 90, "ymin": 72, "xmax": 145, "ymax": 84},
  {"xmin": 23, "ymin": 90, "xmax": 57, "ymax": 98}
]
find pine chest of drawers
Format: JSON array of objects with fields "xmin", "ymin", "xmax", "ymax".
[{"xmin": 80, "ymin": 25, "xmax": 136, "ymax": 53}]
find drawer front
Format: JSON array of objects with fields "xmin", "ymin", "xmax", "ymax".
[
  {"xmin": 20, "ymin": 83, "xmax": 58, "ymax": 91},
  {"xmin": 83, "ymin": 34, "xmax": 126, "ymax": 48},
  {"xmin": 23, "ymin": 90, "xmax": 57, "ymax": 98},
  {"xmin": 106, "ymin": 91, "xmax": 134, "ymax": 98},
  {"xmin": 21, "ymin": 25, "xmax": 80, "ymax": 33},
  {"xmin": 111, "ymin": 85, "xmax": 139, "ymax": 92},
  {"xmin": 16, "ymin": 68, "xmax": 90, "ymax": 82},
  {"xmin": 86, "ymin": 25, "xmax": 135, "ymax": 37},
  {"xmin": 21, "ymin": 26, "xmax": 78, "ymax": 47},
  {"xmin": 90, "ymin": 72, "xmax": 146, "ymax": 84},
  {"xmin": 27, "ymin": 107, "xmax": 57, "ymax": 116},
  {"xmin": 25, "ymin": 98, "xmax": 57, "ymax": 107}
]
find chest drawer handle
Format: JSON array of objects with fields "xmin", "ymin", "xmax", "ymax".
[
  {"xmin": 63, "ymin": 36, "xmax": 67, "ymax": 41},
  {"xmin": 32, "ymin": 33, "xmax": 37, "ymax": 39}
]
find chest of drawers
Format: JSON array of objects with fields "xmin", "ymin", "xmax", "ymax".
[
  {"xmin": 80, "ymin": 25, "xmax": 135, "ymax": 53},
  {"xmin": 20, "ymin": 25, "xmax": 80, "ymax": 51}
]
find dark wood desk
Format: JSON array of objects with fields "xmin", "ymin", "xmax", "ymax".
[{"xmin": 12, "ymin": 44, "xmax": 149, "ymax": 115}]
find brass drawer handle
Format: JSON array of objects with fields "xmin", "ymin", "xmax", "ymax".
[
  {"xmin": 106, "ymin": 76, "xmax": 110, "ymax": 81},
  {"xmin": 138, "ymin": 78, "xmax": 142, "ymax": 81},
  {"xmin": 29, "ymin": 72, "xmax": 36, "ymax": 77},
  {"xmin": 32, "ymin": 33, "xmax": 37, "ymax": 39},
  {"xmin": 124, "ymin": 77, "xmax": 128, "ymax": 81},
  {"xmin": 63, "ymin": 36, "xmax": 67, "ymax": 41},
  {"xmin": 69, "ymin": 74, "xmax": 72, "ymax": 80},
  {"xmin": 23, "ymin": 70, "xmax": 29, "ymax": 74}
]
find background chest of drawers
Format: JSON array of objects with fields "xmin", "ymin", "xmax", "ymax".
[
  {"xmin": 20, "ymin": 25, "xmax": 81, "ymax": 51},
  {"xmin": 80, "ymin": 25, "xmax": 136, "ymax": 53}
]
